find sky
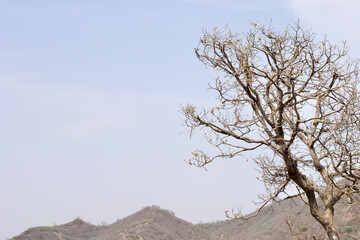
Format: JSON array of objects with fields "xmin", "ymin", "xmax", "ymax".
[{"xmin": 1, "ymin": 0, "xmax": 360, "ymax": 239}]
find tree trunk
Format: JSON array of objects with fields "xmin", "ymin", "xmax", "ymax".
[
  {"xmin": 325, "ymin": 225, "xmax": 340, "ymax": 240},
  {"xmin": 305, "ymin": 192, "xmax": 341, "ymax": 240},
  {"xmin": 326, "ymin": 229, "xmax": 340, "ymax": 240}
]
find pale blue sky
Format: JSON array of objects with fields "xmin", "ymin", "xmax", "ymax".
[{"xmin": 1, "ymin": 0, "xmax": 359, "ymax": 239}]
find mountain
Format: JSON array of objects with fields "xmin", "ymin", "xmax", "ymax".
[
  {"xmin": 12, "ymin": 206, "xmax": 211, "ymax": 240},
  {"xmin": 12, "ymin": 196, "xmax": 360, "ymax": 240},
  {"xmin": 92, "ymin": 206, "xmax": 211, "ymax": 240},
  {"xmin": 10, "ymin": 218, "xmax": 103, "ymax": 240}
]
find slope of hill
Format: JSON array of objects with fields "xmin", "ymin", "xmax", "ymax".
[
  {"xmin": 93, "ymin": 206, "xmax": 211, "ymax": 240},
  {"xmin": 11, "ymin": 218, "xmax": 105, "ymax": 240},
  {"xmin": 12, "ymin": 206, "xmax": 211, "ymax": 240},
  {"xmin": 202, "ymin": 196, "xmax": 360, "ymax": 240},
  {"xmin": 12, "ymin": 197, "xmax": 360, "ymax": 240}
]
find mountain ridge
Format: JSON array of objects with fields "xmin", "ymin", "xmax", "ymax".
[{"xmin": 12, "ymin": 196, "xmax": 360, "ymax": 240}]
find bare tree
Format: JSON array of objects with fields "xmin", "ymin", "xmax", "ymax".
[{"xmin": 181, "ymin": 22, "xmax": 360, "ymax": 240}]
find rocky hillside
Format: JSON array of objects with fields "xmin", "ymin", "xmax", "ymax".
[
  {"xmin": 201, "ymin": 195, "xmax": 360, "ymax": 240},
  {"xmin": 12, "ymin": 196, "xmax": 360, "ymax": 240},
  {"xmin": 12, "ymin": 206, "xmax": 211, "ymax": 240}
]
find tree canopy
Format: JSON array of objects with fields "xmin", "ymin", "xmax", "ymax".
[{"xmin": 181, "ymin": 22, "xmax": 360, "ymax": 240}]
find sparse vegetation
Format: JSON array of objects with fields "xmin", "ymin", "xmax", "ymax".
[
  {"xmin": 266, "ymin": 207, "xmax": 274, "ymax": 214},
  {"xmin": 342, "ymin": 226, "xmax": 354, "ymax": 233},
  {"xmin": 141, "ymin": 218, "xmax": 154, "ymax": 224},
  {"xmin": 300, "ymin": 225, "xmax": 308, "ymax": 232},
  {"xmin": 99, "ymin": 221, "xmax": 108, "ymax": 226},
  {"xmin": 197, "ymin": 223, "xmax": 211, "ymax": 229},
  {"xmin": 126, "ymin": 235, "xmax": 140, "ymax": 240}
]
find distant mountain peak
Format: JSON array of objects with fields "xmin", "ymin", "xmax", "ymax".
[{"xmin": 70, "ymin": 217, "xmax": 86, "ymax": 225}]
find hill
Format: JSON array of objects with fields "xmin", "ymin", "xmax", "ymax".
[
  {"xmin": 12, "ymin": 196, "xmax": 360, "ymax": 240},
  {"xmin": 12, "ymin": 206, "xmax": 211, "ymax": 240}
]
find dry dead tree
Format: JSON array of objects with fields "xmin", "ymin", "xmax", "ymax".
[{"xmin": 181, "ymin": 22, "xmax": 360, "ymax": 240}]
